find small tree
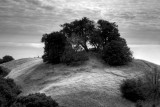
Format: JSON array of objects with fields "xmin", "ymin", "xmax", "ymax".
[
  {"xmin": 103, "ymin": 38, "xmax": 133, "ymax": 66},
  {"xmin": 2, "ymin": 55, "xmax": 14, "ymax": 63},
  {"xmin": 11, "ymin": 93, "xmax": 59, "ymax": 107},
  {"xmin": 41, "ymin": 32, "xmax": 67, "ymax": 64}
]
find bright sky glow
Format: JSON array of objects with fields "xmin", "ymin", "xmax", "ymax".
[{"xmin": 0, "ymin": 0, "xmax": 160, "ymax": 64}]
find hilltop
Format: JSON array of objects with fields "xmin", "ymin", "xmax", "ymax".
[{"xmin": 1, "ymin": 57, "xmax": 159, "ymax": 107}]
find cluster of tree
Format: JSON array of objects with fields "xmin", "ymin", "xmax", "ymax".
[
  {"xmin": 120, "ymin": 65, "xmax": 160, "ymax": 107},
  {"xmin": 42, "ymin": 17, "xmax": 133, "ymax": 66},
  {"xmin": 0, "ymin": 55, "xmax": 14, "ymax": 64}
]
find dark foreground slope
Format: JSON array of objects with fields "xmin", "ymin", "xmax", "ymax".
[{"xmin": 2, "ymin": 57, "xmax": 159, "ymax": 107}]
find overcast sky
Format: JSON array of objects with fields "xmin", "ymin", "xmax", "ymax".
[{"xmin": 0, "ymin": 0, "xmax": 160, "ymax": 64}]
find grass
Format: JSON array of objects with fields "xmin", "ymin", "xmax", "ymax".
[{"xmin": 4, "ymin": 57, "xmax": 158, "ymax": 107}]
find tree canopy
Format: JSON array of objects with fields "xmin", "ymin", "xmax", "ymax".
[
  {"xmin": 41, "ymin": 17, "xmax": 133, "ymax": 66},
  {"xmin": 3, "ymin": 55, "xmax": 14, "ymax": 63},
  {"xmin": 103, "ymin": 38, "xmax": 133, "ymax": 66},
  {"xmin": 90, "ymin": 20, "xmax": 120, "ymax": 50},
  {"xmin": 0, "ymin": 55, "xmax": 14, "ymax": 64},
  {"xmin": 61, "ymin": 17, "xmax": 95, "ymax": 52},
  {"xmin": 41, "ymin": 32, "xmax": 66, "ymax": 64}
]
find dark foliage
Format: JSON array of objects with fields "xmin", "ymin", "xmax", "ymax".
[
  {"xmin": 0, "ymin": 66, "xmax": 9, "ymax": 77},
  {"xmin": 97, "ymin": 20, "xmax": 120, "ymax": 42},
  {"xmin": 0, "ymin": 55, "xmax": 14, "ymax": 64},
  {"xmin": 2, "ymin": 55, "xmax": 14, "ymax": 63},
  {"xmin": 11, "ymin": 93, "xmax": 59, "ymax": 107},
  {"xmin": 42, "ymin": 17, "xmax": 133, "ymax": 66},
  {"xmin": 0, "ymin": 77, "xmax": 21, "ymax": 107},
  {"xmin": 135, "ymin": 101, "xmax": 143, "ymax": 107},
  {"xmin": 90, "ymin": 20, "xmax": 120, "ymax": 50},
  {"xmin": 60, "ymin": 45, "xmax": 89, "ymax": 65},
  {"xmin": 41, "ymin": 32, "xmax": 67, "ymax": 64},
  {"xmin": 120, "ymin": 78, "xmax": 146, "ymax": 103},
  {"xmin": 103, "ymin": 38, "xmax": 133, "ymax": 66},
  {"xmin": 0, "ymin": 59, "xmax": 3, "ymax": 64},
  {"xmin": 121, "ymin": 66, "xmax": 160, "ymax": 106},
  {"xmin": 89, "ymin": 30, "xmax": 102, "ymax": 51},
  {"xmin": 61, "ymin": 17, "xmax": 95, "ymax": 52}
]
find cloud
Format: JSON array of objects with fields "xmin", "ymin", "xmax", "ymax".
[
  {"xmin": 129, "ymin": 44, "xmax": 160, "ymax": 48},
  {"xmin": 0, "ymin": 42, "xmax": 44, "ymax": 48},
  {"xmin": 0, "ymin": 0, "xmax": 160, "ymax": 45}
]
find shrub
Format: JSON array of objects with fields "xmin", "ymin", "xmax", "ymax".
[
  {"xmin": 103, "ymin": 38, "xmax": 133, "ymax": 66},
  {"xmin": 143, "ymin": 65, "xmax": 160, "ymax": 107},
  {"xmin": 2, "ymin": 55, "xmax": 14, "ymax": 63},
  {"xmin": 121, "ymin": 66, "xmax": 160, "ymax": 106},
  {"xmin": 0, "ymin": 66, "xmax": 9, "ymax": 77},
  {"xmin": 0, "ymin": 58, "xmax": 3, "ymax": 64},
  {"xmin": 11, "ymin": 93, "xmax": 59, "ymax": 107},
  {"xmin": 60, "ymin": 46, "xmax": 89, "ymax": 65},
  {"xmin": 41, "ymin": 32, "xmax": 66, "ymax": 64},
  {"xmin": 120, "ymin": 78, "xmax": 146, "ymax": 103},
  {"xmin": 0, "ymin": 77, "xmax": 21, "ymax": 107}
]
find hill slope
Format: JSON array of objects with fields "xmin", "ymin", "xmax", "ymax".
[{"xmin": 3, "ymin": 57, "xmax": 159, "ymax": 107}]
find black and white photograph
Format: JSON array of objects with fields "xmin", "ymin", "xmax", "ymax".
[{"xmin": 0, "ymin": 0, "xmax": 160, "ymax": 107}]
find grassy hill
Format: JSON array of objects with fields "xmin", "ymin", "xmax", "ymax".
[{"xmin": 2, "ymin": 57, "xmax": 159, "ymax": 107}]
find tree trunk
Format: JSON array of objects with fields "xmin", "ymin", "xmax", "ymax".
[{"xmin": 82, "ymin": 44, "xmax": 89, "ymax": 52}]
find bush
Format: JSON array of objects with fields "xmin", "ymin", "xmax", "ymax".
[
  {"xmin": 0, "ymin": 77, "xmax": 21, "ymax": 107},
  {"xmin": 2, "ymin": 55, "xmax": 14, "ymax": 63},
  {"xmin": 60, "ymin": 46, "xmax": 89, "ymax": 65},
  {"xmin": 120, "ymin": 78, "xmax": 146, "ymax": 103},
  {"xmin": 0, "ymin": 58, "xmax": 3, "ymax": 64},
  {"xmin": 11, "ymin": 93, "xmax": 59, "ymax": 107},
  {"xmin": 0, "ymin": 66, "xmax": 9, "ymax": 77},
  {"xmin": 41, "ymin": 32, "xmax": 66, "ymax": 64},
  {"xmin": 121, "ymin": 66, "xmax": 160, "ymax": 106},
  {"xmin": 103, "ymin": 38, "xmax": 133, "ymax": 66},
  {"xmin": 143, "ymin": 66, "xmax": 160, "ymax": 106}
]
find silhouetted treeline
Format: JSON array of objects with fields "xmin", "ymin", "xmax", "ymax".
[{"xmin": 0, "ymin": 55, "xmax": 14, "ymax": 64}]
